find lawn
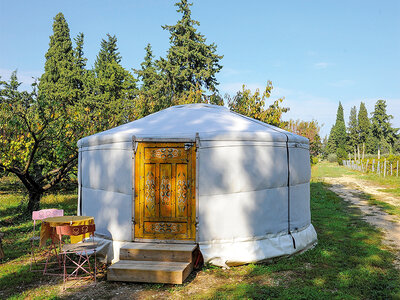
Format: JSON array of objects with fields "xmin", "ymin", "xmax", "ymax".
[{"xmin": 0, "ymin": 167, "xmax": 399, "ymax": 299}]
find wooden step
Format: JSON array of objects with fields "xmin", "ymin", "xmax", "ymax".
[
  {"xmin": 107, "ymin": 260, "xmax": 193, "ymax": 284},
  {"xmin": 120, "ymin": 242, "xmax": 197, "ymax": 263}
]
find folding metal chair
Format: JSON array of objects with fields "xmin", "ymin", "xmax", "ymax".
[
  {"xmin": 56, "ymin": 224, "xmax": 97, "ymax": 289},
  {"xmin": 30, "ymin": 209, "xmax": 64, "ymax": 271}
]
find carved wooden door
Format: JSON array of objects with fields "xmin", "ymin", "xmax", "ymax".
[{"xmin": 134, "ymin": 142, "xmax": 196, "ymax": 241}]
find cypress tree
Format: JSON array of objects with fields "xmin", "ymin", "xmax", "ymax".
[
  {"xmin": 371, "ymin": 100, "xmax": 398, "ymax": 156},
  {"xmin": 357, "ymin": 102, "xmax": 371, "ymax": 157},
  {"xmin": 327, "ymin": 102, "xmax": 347, "ymax": 164},
  {"xmin": 86, "ymin": 34, "xmax": 137, "ymax": 130},
  {"xmin": 158, "ymin": 0, "xmax": 223, "ymax": 98},
  {"xmin": 39, "ymin": 13, "xmax": 76, "ymax": 105},
  {"xmin": 347, "ymin": 106, "xmax": 358, "ymax": 159}
]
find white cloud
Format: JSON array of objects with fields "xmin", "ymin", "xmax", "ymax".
[{"xmin": 314, "ymin": 62, "xmax": 331, "ymax": 69}]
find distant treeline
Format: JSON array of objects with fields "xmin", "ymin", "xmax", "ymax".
[{"xmin": 323, "ymin": 101, "xmax": 399, "ymax": 164}]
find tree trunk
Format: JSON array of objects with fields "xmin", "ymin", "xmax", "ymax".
[
  {"xmin": 362, "ymin": 143, "xmax": 365, "ymax": 160},
  {"xmin": 27, "ymin": 190, "xmax": 42, "ymax": 214},
  {"xmin": 357, "ymin": 144, "xmax": 360, "ymax": 161}
]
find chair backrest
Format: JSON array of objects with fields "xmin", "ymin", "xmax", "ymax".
[
  {"xmin": 56, "ymin": 224, "xmax": 96, "ymax": 237},
  {"xmin": 32, "ymin": 209, "xmax": 64, "ymax": 232},
  {"xmin": 32, "ymin": 209, "xmax": 64, "ymax": 221}
]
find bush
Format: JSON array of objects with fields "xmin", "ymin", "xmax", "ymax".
[
  {"xmin": 311, "ymin": 156, "xmax": 319, "ymax": 165},
  {"xmin": 336, "ymin": 147, "xmax": 348, "ymax": 165},
  {"xmin": 327, "ymin": 153, "xmax": 337, "ymax": 163}
]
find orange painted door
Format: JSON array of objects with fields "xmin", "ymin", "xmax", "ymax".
[{"xmin": 134, "ymin": 142, "xmax": 196, "ymax": 241}]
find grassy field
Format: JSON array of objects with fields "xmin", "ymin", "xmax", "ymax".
[
  {"xmin": 0, "ymin": 166, "xmax": 400, "ymax": 299},
  {"xmin": 313, "ymin": 161, "xmax": 400, "ymax": 197},
  {"xmin": 314, "ymin": 161, "xmax": 400, "ymax": 218}
]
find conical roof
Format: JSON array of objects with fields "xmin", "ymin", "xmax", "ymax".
[{"xmin": 77, "ymin": 104, "xmax": 308, "ymax": 147}]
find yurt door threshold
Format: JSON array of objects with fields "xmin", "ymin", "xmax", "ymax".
[{"xmin": 132, "ymin": 139, "xmax": 197, "ymax": 243}]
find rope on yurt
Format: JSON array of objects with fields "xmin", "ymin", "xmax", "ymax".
[{"xmin": 228, "ymin": 110, "xmax": 297, "ymax": 249}]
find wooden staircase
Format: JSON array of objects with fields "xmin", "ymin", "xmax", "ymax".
[{"xmin": 107, "ymin": 242, "xmax": 198, "ymax": 284}]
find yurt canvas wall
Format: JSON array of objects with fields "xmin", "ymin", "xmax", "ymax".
[{"xmin": 77, "ymin": 104, "xmax": 317, "ymax": 266}]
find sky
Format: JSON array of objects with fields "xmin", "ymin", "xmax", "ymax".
[{"xmin": 1, "ymin": 0, "xmax": 399, "ymax": 137}]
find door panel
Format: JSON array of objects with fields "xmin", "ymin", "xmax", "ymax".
[{"xmin": 134, "ymin": 142, "xmax": 196, "ymax": 241}]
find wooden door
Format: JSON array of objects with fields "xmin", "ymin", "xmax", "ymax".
[{"xmin": 134, "ymin": 142, "xmax": 196, "ymax": 241}]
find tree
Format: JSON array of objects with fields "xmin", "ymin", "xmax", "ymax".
[
  {"xmin": 357, "ymin": 102, "xmax": 371, "ymax": 158},
  {"xmin": 84, "ymin": 34, "xmax": 137, "ymax": 131},
  {"xmin": 134, "ymin": 44, "xmax": 165, "ymax": 117},
  {"xmin": 38, "ymin": 12, "xmax": 78, "ymax": 105},
  {"xmin": 370, "ymin": 99, "xmax": 398, "ymax": 157},
  {"xmin": 158, "ymin": 0, "xmax": 223, "ymax": 100},
  {"xmin": 347, "ymin": 106, "xmax": 358, "ymax": 159},
  {"xmin": 227, "ymin": 81, "xmax": 289, "ymax": 128},
  {"xmin": 0, "ymin": 72, "xmax": 81, "ymax": 213},
  {"xmin": 327, "ymin": 102, "xmax": 347, "ymax": 164},
  {"xmin": 286, "ymin": 119, "xmax": 322, "ymax": 161}
]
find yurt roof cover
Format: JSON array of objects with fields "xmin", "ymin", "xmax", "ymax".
[{"xmin": 77, "ymin": 104, "xmax": 308, "ymax": 147}]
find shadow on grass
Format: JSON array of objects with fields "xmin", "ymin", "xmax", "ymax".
[{"xmin": 186, "ymin": 182, "xmax": 400, "ymax": 299}]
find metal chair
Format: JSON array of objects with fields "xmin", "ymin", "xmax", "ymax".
[
  {"xmin": 30, "ymin": 209, "xmax": 64, "ymax": 271},
  {"xmin": 56, "ymin": 224, "xmax": 97, "ymax": 289}
]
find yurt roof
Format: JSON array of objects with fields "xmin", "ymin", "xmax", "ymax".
[{"xmin": 77, "ymin": 104, "xmax": 308, "ymax": 147}]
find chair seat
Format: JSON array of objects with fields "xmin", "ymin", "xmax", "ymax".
[{"xmin": 62, "ymin": 242, "xmax": 98, "ymax": 253}]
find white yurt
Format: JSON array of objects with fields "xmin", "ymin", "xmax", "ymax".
[{"xmin": 77, "ymin": 103, "xmax": 317, "ymax": 266}]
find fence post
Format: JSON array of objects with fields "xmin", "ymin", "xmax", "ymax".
[
  {"xmin": 366, "ymin": 159, "xmax": 369, "ymax": 173},
  {"xmin": 384, "ymin": 159, "xmax": 386, "ymax": 178},
  {"xmin": 372, "ymin": 159, "xmax": 375, "ymax": 172},
  {"xmin": 377, "ymin": 160, "xmax": 380, "ymax": 175}
]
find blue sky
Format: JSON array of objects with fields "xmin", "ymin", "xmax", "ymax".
[{"xmin": 1, "ymin": 0, "xmax": 399, "ymax": 137}]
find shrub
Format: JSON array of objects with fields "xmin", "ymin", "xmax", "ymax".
[
  {"xmin": 327, "ymin": 153, "xmax": 337, "ymax": 163},
  {"xmin": 336, "ymin": 147, "xmax": 348, "ymax": 165}
]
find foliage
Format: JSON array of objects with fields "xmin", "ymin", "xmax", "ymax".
[
  {"xmin": 370, "ymin": 99, "xmax": 398, "ymax": 155},
  {"xmin": 227, "ymin": 81, "xmax": 289, "ymax": 127},
  {"xmin": 0, "ymin": 72, "xmax": 80, "ymax": 213},
  {"xmin": 347, "ymin": 105, "xmax": 358, "ymax": 153},
  {"xmin": 83, "ymin": 34, "xmax": 138, "ymax": 132},
  {"xmin": 0, "ymin": 14, "xmax": 90, "ymax": 213},
  {"xmin": 327, "ymin": 153, "xmax": 337, "ymax": 163},
  {"xmin": 285, "ymin": 119, "xmax": 322, "ymax": 159},
  {"xmin": 157, "ymin": 0, "xmax": 223, "ymax": 99},
  {"xmin": 358, "ymin": 102, "xmax": 371, "ymax": 153},
  {"xmin": 327, "ymin": 102, "xmax": 347, "ymax": 163},
  {"xmin": 38, "ymin": 13, "xmax": 79, "ymax": 105}
]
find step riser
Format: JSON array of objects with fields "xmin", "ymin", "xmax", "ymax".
[
  {"xmin": 120, "ymin": 249, "xmax": 193, "ymax": 263},
  {"xmin": 107, "ymin": 264, "xmax": 192, "ymax": 284}
]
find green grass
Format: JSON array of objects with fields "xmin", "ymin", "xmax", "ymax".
[
  {"xmin": 314, "ymin": 161, "xmax": 400, "ymax": 218},
  {"xmin": 1, "ymin": 169, "xmax": 400, "ymax": 299},
  {"xmin": 167, "ymin": 181, "xmax": 400, "ymax": 299}
]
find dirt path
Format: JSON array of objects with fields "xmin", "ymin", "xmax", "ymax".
[{"xmin": 323, "ymin": 175, "xmax": 400, "ymax": 268}]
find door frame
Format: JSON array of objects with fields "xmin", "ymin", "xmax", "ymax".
[{"xmin": 131, "ymin": 135, "xmax": 199, "ymax": 244}]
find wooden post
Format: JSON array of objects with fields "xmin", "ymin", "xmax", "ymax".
[
  {"xmin": 377, "ymin": 160, "xmax": 380, "ymax": 175},
  {"xmin": 384, "ymin": 159, "xmax": 386, "ymax": 178},
  {"xmin": 372, "ymin": 159, "xmax": 375, "ymax": 172}
]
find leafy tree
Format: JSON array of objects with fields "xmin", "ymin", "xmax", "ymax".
[
  {"xmin": 0, "ymin": 72, "xmax": 81, "ymax": 213},
  {"xmin": 227, "ymin": 81, "xmax": 289, "ymax": 127},
  {"xmin": 357, "ymin": 102, "xmax": 371, "ymax": 158},
  {"xmin": 38, "ymin": 12, "xmax": 78, "ymax": 105},
  {"xmin": 347, "ymin": 106, "xmax": 358, "ymax": 159},
  {"xmin": 158, "ymin": 0, "xmax": 223, "ymax": 100},
  {"xmin": 370, "ymin": 99, "xmax": 398, "ymax": 156},
  {"xmin": 286, "ymin": 119, "xmax": 322, "ymax": 161}
]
